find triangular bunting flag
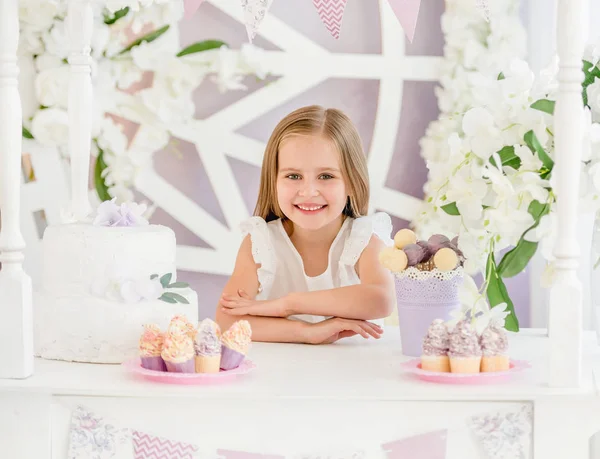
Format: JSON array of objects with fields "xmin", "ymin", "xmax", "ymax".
[
  {"xmin": 68, "ymin": 405, "xmax": 131, "ymax": 458},
  {"xmin": 475, "ymin": 0, "xmax": 491, "ymax": 22},
  {"xmin": 241, "ymin": 0, "xmax": 274, "ymax": 42},
  {"xmin": 387, "ymin": 0, "xmax": 422, "ymax": 43},
  {"xmin": 381, "ymin": 429, "xmax": 448, "ymax": 459},
  {"xmin": 313, "ymin": 0, "xmax": 349, "ymax": 40},
  {"xmin": 132, "ymin": 430, "xmax": 199, "ymax": 459},
  {"xmin": 216, "ymin": 450, "xmax": 285, "ymax": 459},
  {"xmin": 183, "ymin": 0, "xmax": 205, "ymax": 20},
  {"xmin": 467, "ymin": 405, "xmax": 533, "ymax": 458}
]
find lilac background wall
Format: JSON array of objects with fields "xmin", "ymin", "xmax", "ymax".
[{"xmin": 141, "ymin": 1, "xmax": 530, "ymax": 325}]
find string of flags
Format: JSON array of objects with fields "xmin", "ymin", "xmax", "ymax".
[
  {"xmin": 184, "ymin": 0, "xmax": 492, "ymax": 43},
  {"xmin": 67, "ymin": 403, "xmax": 531, "ymax": 459},
  {"xmin": 183, "ymin": 0, "xmax": 424, "ymax": 43}
]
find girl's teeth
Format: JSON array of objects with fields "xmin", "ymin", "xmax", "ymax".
[{"xmin": 298, "ymin": 205, "xmax": 323, "ymax": 211}]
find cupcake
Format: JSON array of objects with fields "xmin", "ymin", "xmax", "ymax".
[
  {"xmin": 421, "ymin": 319, "xmax": 450, "ymax": 372},
  {"xmin": 220, "ymin": 320, "xmax": 252, "ymax": 370},
  {"xmin": 139, "ymin": 324, "xmax": 166, "ymax": 371},
  {"xmin": 161, "ymin": 331, "xmax": 195, "ymax": 373},
  {"xmin": 167, "ymin": 315, "xmax": 196, "ymax": 338},
  {"xmin": 480, "ymin": 322, "xmax": 510, "ymax": 372},
  {"xmin": 448, "ymin": 319, "xmax": 482, "ymax": 373},
  {"xmin": 194, "ymin": 318, "xmax": 222, "ymax": 373}
]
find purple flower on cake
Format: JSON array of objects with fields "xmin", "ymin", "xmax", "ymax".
[
  {"xmin": 422, "ymin": 319, "xmax": 450, "ymax": 356},
  {"xmin": 93, "ymin": 198, "xmax": 149, "ymax": 227}
]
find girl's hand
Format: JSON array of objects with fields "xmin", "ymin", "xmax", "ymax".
[
  {"xmin": 220, "ymin": 289, "xmax": 289, "ymax": 318},
  {"xmin": 306, "ymin": 317, "xmax": 383, "ymax": 344}
]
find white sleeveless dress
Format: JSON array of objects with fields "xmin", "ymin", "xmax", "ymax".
[{"xmin": 240, "ymin": 212, "xmax": 393, "ymax": 324}]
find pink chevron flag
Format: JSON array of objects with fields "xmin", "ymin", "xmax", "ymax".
[
  {"xmin": 217, "ymin": 449, "xmax": 284, "ymax": 459},
  {"xmin": 313, "ymin": 0, "xmax": 349, "ymax": 39},
  {"xmin": 132, "ymin": 430, "xmax": 199, "ymax": 459},
  {"xmin": 216, "ymin": 450, "xmax": 285, "ymax": 459},
  {"xmin": 387, "ymin": 0, "xmax": 422, "ymax": 43},
  {"xmin": 183, "ymin": 0, "xmax": 204, "ymax": 20},
  {"xmin": 381, "ymin": 429, "xmax": 448, "ymax": 459}
]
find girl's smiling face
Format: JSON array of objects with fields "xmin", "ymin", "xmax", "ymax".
[{"xmin": 276, "ymin": 134, "xmax": 348, "ymax": 231}]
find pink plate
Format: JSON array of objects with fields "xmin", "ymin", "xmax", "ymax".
[
  {"xmin": 400, "ymin": 358, "xmax": 531, "ymax": 384},
  {"xmin": 122, "ymin": 358, "xmax": 256, "ymax": 385}
]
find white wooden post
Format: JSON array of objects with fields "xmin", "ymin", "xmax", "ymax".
[
  {"xmin": 0, "ymin": 0, "xmax": 34, "ymax": 379},
  {"xmin": 548, "ymin": 0, "xmax": 585, "ymax": 388},
  {"xmin": 67, "ymin": 0, "xmax": 94, "ymax": 220}
]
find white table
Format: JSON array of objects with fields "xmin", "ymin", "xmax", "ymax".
[{"xmin": 1, "ymin": 327, "xmax": 600, "ymax": 458}]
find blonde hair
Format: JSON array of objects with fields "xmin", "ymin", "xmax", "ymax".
[{"xmin": 254, "ymin": 105, "xmax": 370, "ymax": 222}]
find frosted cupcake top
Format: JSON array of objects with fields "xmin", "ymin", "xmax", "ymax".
[
  {"xmin": 222, "ymin": 320, "xmax": 252, "ymax": 354},
  {"xmin": 194, "ymin": 318, "xmax": 221, "ymax": 357},
  {"xmin": 480, "ymin": 322, "xmax": 509, "ymax": 356},
  {"xmin": 422, "ymin": 319, "xmax": 449, "ymax": 356},
  {"xmin": 448, "ymin": 319, "xmax": 482, "ymax": 358},
  {"xmin": 167, "ymin": 315, "xmax": 196, "ymax": 339},
  {"xmin": 139, "ymin": 324, "xmax": 164, "ymax": 357},
  {"xmin": 161, "ymin": 331, "xmax": 194, "ymax": 363}
]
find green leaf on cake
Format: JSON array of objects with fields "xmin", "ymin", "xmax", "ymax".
[
  {"xmin": 497, "ymin": 72, "xmax": 505, "ymax": 80},
  {"xmin": 150, "ymin": 274, "xmax": 158, "ymax": 280},
  {"xmin": 530, "ymin": 99, "xmax": 555, "ymax": 115},
  {"xmin": 441, "ymin": 202, "xmax": 460, "ymax": 216},
  {"xmin": 159, "ymin": 293, "xmax": 177, "ymax": 304},
  {"xmin": 176, "ymin": 40, "xmax": 227, "ymax": 57},
  {"xmin": 159, "ymin": 273, "xmax": 172, "ymax": 288},
  {"xmin": 118, "ymin": 25, "xmax": 170, "ymax": 55},
  {"xmin": 496, "ymin": 199, "xmax": 551, "ymax": 278},
  {"xmin": 167, "ymin": 282, "xmax": 189, "ymax": 289},
  {"xmin": 160, "ymin": 292, "xmax": 189, "ymax": 304},
  {"xmin": 486, "ymin": 252, "xmax": 519, "ymax": 332}
]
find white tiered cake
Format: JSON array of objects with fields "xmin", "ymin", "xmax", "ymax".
[{"xmin": 34, "ymin": 203, "xmax": 198, "ymax": 364}]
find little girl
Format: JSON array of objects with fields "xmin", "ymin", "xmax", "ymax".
[{"xmin": 216, "ymin": 105, "xmax": 396, "ymax": 344}]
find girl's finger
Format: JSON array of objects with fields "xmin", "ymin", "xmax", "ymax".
[{"xmin": 348, "ymin": 323, "xmax": 369, "ymax": 339}]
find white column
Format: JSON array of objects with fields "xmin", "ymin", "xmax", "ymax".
[
  {"xmin": 67, "ymin": 0, "xmax": 94, "ymax": 220},
  {"xmin": 0, "ymin": 0, "xmax": 34, "ymax": 379},
  {"xmin": 548, "ymin": 0, "xmax": 585, "ymax": 388}
]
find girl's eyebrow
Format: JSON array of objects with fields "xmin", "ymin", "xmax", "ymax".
[{"xmin": 279, "ymin": 167, "xmax": 340, "ymax": 173}]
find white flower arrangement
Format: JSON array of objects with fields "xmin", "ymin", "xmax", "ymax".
[
  {"xmin": 415, "ymin": 0, "xmax": 600, "ymax": 331},
  {"xmin": 91, "ymin": 269, "xmax": 190, "ymax": 304},
  {"xmin": 19, "ymin": 0, "xmax": 267, "ymax": 204}
]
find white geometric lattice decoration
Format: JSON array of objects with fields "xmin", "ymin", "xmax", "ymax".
[{"xmin": 20, "ymin": 0, "xmax": 441, "ymax": 279}]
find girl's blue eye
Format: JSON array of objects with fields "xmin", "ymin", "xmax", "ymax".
[
  {"xmin": 287, "ymin": 174, "xmax": 301, "ymax": 180},
  {"xmin": 319, "ymin": 174, "xmax": 333, "ymax": 180}
]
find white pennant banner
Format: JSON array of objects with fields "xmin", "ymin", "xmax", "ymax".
[{"xmin": 241, "ymin": 0, "xmax": 274, "ymax": 42}]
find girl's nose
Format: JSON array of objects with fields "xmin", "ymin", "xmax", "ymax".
[{"xmin": 298, "ymin": 180, "xmax": 320, "ymax": 197}]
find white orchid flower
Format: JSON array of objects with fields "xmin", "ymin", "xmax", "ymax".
[
  {"xmin": 462, "ymin": 107, "xmax": 504, "ymax": 161},
  {"xmin": 473, "ymin": 302, "xmax": 510, "ymax": 335}
]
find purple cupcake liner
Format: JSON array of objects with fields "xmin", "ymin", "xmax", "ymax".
[
  {"xmin": 220, "ymin": 344, "xmax": 245, "ymax": 370},
  {"xmin": 164, "ymin": 358, "xmax": 195, "ymax": 373},
  {"xmin": 140, "ymin": 355, "xmax": 167, "ymax": 372}
]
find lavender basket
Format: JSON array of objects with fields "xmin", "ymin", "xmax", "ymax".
[{"xmin": 394, "ymin": 267, "xmax": 463, "ymax": 357}]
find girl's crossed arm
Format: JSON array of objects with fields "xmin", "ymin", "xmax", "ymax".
[
  {"xmin": 220, "ymin": 235, "xmax": 396, "ymax": 321},
  {"xmin": 215, "ymin": 236, "xmax": 383, "ymax": 343}
]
